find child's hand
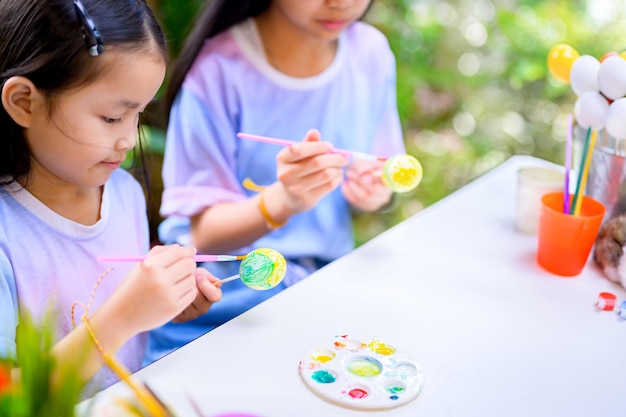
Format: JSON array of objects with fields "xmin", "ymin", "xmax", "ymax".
[
  {"xmin": 341, "ymin": 159, "xmax": 393, "ymax": 212},
  {"xmin": 172, "ymin": 267, "xmax": 222, "ymax": 323},
  {"xmin": 274, "ymin": 129, "xmax": 348, "ymax": 213},
  {"xmin": 108, "ymin": 244, "xmax": 199, "ymax": 335}
]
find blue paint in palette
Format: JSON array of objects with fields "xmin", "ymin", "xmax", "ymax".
[{"xmin": 311, "ymin": 370, "xmax": 337, "ymax": 384}]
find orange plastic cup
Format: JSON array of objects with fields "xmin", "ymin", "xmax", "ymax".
[{"xmin": 537, "ymin": 192, "xmax": 605, "ymax": 277}]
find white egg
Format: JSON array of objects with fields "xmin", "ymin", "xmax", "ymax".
[
  {"xmin": 570, "ymin": 55, "xmax": 601, "ymax": 96},
  {"xmin": 598, "ymin": 56, "xmax": 626, "ymax": 100},
  {"xmin": 574, "ymin": 91, "xmax": 609, "ymax": 129},
  {"xmin": 605, "ymin": 98, "xmax": 626, "ymax": 139}
]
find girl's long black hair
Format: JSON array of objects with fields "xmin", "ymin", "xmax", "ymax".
[{"xmin": 0, "ymin": 0, "xmax": 167, "ymax": 185}]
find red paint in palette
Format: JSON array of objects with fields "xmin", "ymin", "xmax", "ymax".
[{"xmin": 348, "ymin": 388, "xmax": 368, "ymax": 399}]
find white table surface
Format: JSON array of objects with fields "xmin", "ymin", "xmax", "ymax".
[{"xmin": 80, "ymin": 155, "xmax": 626, "ymax": 417}]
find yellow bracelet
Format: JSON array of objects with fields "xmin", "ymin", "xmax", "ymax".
[
  {"xmin": 258, "ymin": 190, "xmax": 286, "ymax": 230},
  {"xmin": 71, "ymin": 268, "xmax": 168, "ymax": 417},
  {"xmin": 84, "ymin": 318, "xmax": 167, "ymax": 417}
]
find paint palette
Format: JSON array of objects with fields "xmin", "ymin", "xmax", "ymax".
[{"xmin": 298, "ymin": 335, "xmax": 425, "ymax": 409}]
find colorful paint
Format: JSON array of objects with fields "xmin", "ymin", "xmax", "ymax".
[
  {"xmin": 348, "ymin": 388, "xmax": 368, "ymax": 399},
  {"xmin": 312, "ymin": 349, "xmax": 335, "ymax": 363},
  {"xmin": 382, "ymin": 154, "xmax": 423, "ymax": 193},
  {"xmin": 311, "ymin": 370, "xmax": 336, "ymax": 384},
  {"xmin": 346, "ymin": 358, "xmax": 382, "ymax": 377},
  {"xmin": 368, "ymin": 340, "xmax": 396, "ymax": 356},
  {"xmin": 299, "ymin": 335, "xmax": 425, "ymax": 409},
  {"xmin": 385, "ymin": 384, "xmax": 405, "ymax": 395},
  {"xmin": 239, "ymin": 248, "xmax": 286, "ymax": 290},
  {"xmin": 333, "ymin": 335, "xmax": 365, "ymax": 351}
]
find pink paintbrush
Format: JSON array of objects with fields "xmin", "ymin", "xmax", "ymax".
[
  {"xmin": 237, "ymin": 132, "xmax": 388, "ymax": 161},
  {"xmin": 97, "ymin": 254, "xmax": 245, "ymax": 263}
]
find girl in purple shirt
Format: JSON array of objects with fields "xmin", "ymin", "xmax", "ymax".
[{"xmin": 150, "ymin": 0, "xmax": 406, "ymax": 361}]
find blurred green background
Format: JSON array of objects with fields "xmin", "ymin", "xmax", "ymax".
[{"xmin": 138, "ymin": 0, "xmax": 626, "ymax": 245}]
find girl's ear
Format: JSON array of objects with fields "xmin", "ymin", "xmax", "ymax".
[{"xmin": 1, "ymin": 76, "xmax": 43, "ymax": 128}]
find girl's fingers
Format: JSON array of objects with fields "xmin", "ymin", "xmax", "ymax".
[
  {"xmin": 147, "ymin": 245, "xmax": 168, "ymax": 255},
  {"xmin": 347, "ymin": 160, "xmax": 383, "ymax": 177},
  {"xmin": 278, "ymin": 130, "xmax": 334, "ymax": 163},
  {"xmin": 343, "ymin": 180, "xmax": 367, "ymax": 202},
  {"xmin": 279, "ymin": 155, "xmax": 347, "ymax": 187},
  {"xmin": 302, "ymin": 128, "xmax": 322, "ymax": 142},
  {"xmin": 143, "ymin": 244, "xmax": 197, "ymax": 269},
  {"xmin": 195, "ymin": 270, "xmax": 222, "ymax": 303},
  {"xmin": 178, "ymin": 284, "xmax": 198, "ymax": 304},
  {"xmin": 278, "ymin": 142, "xmax": 335, "ymax": 163},
  {"xmin": 164, "ymin": 257, "xmax": 200, "ymax": 284},
  {"xmin": 296, "ymin": 166, "xmax": 344, "ymax": 191},
  {"xmin": 171, "ymin": 270, "xmax": 222, "ymax": 323}
]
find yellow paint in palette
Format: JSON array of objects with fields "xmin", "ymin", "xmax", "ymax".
[
  {"xmin": 313, "ymin": 354, "xmax": 333, "ymax": 363},
  {"xmin": 311, "ymin": 349, "xmax": 336, "ymax": 364},
  {"xmin": 368, "ymin": 340, "xmax": 396, "ymax": 356}
]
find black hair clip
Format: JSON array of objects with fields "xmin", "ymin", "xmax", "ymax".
[{"xmin": 73, "ymin": 0, "xmax": 105, "ymax": 57}]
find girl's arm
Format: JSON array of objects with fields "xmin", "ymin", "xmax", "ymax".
[
  {"xmin": 189, "ymin": 130, "xmax": 347, "ymax": 254},
  {"xmin": 52, "ymin": 245, "xmax": 199, "ymax": 383}
]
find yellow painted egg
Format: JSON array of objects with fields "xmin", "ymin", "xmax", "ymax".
[{"xmin": 382, "ymin": 154, "xmax": 423, "ymax": 193}]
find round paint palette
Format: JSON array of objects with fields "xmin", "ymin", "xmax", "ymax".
[{"xmin": 299, "ymin": 335, "xmax": 425, "ymax": 409}]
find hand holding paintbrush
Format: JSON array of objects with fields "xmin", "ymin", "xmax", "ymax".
[
  {"xmin": 237, "ymin": 132, "xmax": 423, "ymax": 193},
  {"xmin": 99, "ymin": 248, "xmax": 287, "ymax": 291}
]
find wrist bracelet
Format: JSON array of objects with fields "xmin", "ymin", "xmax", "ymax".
[
  {"xmin": 258, "ymin": 189, "xmax": 287, "ymax": 230},
  {"xmin": 71, "ymin": 268, "xmax": 168, "ymax": 417}
]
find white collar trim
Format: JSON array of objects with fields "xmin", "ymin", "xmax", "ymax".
[
  {"xmin": 3, "ymin": 180, "xmax": 109, "ymax": 238},
  {"xmin": 230, "ymin": 18, "xmax": 345, "ymax": 90}
]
